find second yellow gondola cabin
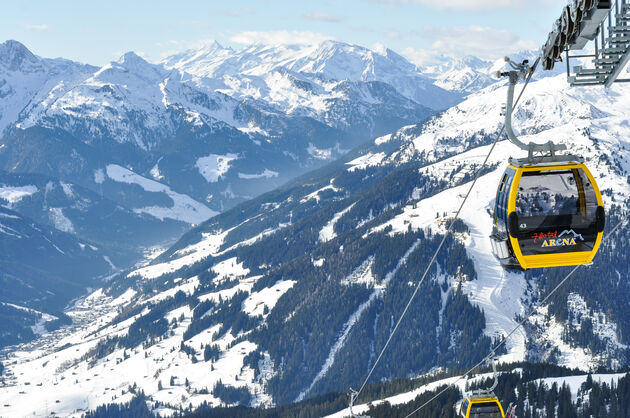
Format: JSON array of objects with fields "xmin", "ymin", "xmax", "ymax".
[
  {"xmin": 459, "ymin": 394, "xmax": 505, "ymax": 418},
  {"xmin": 490, "ymin": 160, "xmax": 605, "ymax": 270}
]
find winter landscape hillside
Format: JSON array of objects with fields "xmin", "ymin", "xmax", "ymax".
[
  {"xmin": 0, "ymin": 38, "xmax": 451, "ymax": 352},
  {"xmin": 1, "ymin": 37, "xmax": 630, "ymax": 417}
]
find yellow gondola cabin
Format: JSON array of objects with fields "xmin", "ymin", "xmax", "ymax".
[
  {"xmin": 490, "ymin": 160, "xmax": 605, "ymax": 270},
  {"xmin": 459, "ymin": 395, "xmax": 505, "ymax": 418}
]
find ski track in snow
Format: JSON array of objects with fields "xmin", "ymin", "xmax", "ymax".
[
  {"xmin": 320, "ymin": 203, "xmax": 356, "ymax": 242},
  {"xmin": 454, "ymin": 170, "xmax": 528, "ymax": 363},
  {"xmin": 371, "ymin": 141, "xmax": 530, "ymax": 362}
]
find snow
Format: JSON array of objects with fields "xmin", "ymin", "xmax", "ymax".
[
  {"xmin": 300, "ymin": 181, "xmax": 341, "ymax": 203},
  {"xmin": 345, "ymin": 152, "xmax": 386, "ymax": 172},
  {"xmin": 1, "ymin": 303, "xmax": 57, "ymax": 336},
  {"xmin": 132, "ymin": 230, "xmax": 228, "ymax": 280},
  {"xmin": 49, "ymin": 207, "xmax": 75, "ymax": 233},
  {"xmin": 103, "ymin": 256, "xmax": 116, "ymax": 270},
  {"xmin": 307, "ymin": 143, "xmax": 332, "ymax": 160},
  {"xmin": 105, "ymin": 164, "xmax": 216, "ymax": 224},
  {"xmin": 211, "ymin": 257, "xmax": 250, "ymax": 282},
  {"xmin": 0, "ymin": 222, "xmax": 22, "ymax": 238},
  {"xmin": 0, "ymin": 271, "xmax": 268, "ymax": 417},
  {"xmin": 93, "ymin": 169, "xmax": 105, "ymax": 184},
  {"xmin": 106, "ymin": 164, "xmax": 165, "ymax": 192},
  {"xmin": 374, "ymin": 133, "xmax": 392, "ymax": 145},
  {"xmin": 31, "ymin": 311, "xmax": 58, "ymax": 335},
  {"xmin": 196, "ymin": 154, "xmax": 239, "ymax": 183},
  {"xmin": 228, "ymin": 226, "xmax": 282, "ymax": 249},
  {"xmin": 238, "ymin": 169, "xmax": 279, "ymax": 180},
  {"xmin": 529, "ymin": 292, "xmax": 629, "ymax": 372},
  {"xmin": 535, "ymin": 373, "xmax": 628, "ymax": 402},
  {"xmin": 565, "ymin": 293, "xmax": 628, "ymax": 360},
  {"xmin": 417, "ymin": 152, "xmax": 528, "ymax": 362},
  {"xmin": 60, "ymin": 182, "xmax": 75, "ymax": 198},
  {"xmin": 362, "ymin": 72, "xmax": 630, "ymax": 362},
  {"xmin": 198, "ymin": 282, "xmax": 256, "ymax": 304},
  {"xmin": 0, "ymin": 185, "xmax": 38, "ymax": 205},
  {"xmin": 146, "ymin": 276, "xmax": 199, "ymax": 303},
  {"xmin": 3, "ymin": 47, "xmax": 630, "ymax": 416},
  {"xmin": 150, "ymin": 159, "xmax": 164, "ymax": 180},
  {"xmin": 340, "ymin": 256, "xmax": 376, "ymax": 287},
  {"xmin": 312, "ymin": 258, "xmax": 325, "ymax": 267},
  {"xmin": 242, "ymin": 280, "xmax": 296, "ymax": 317},
  {"xmin": 319, "ymin": 203, "xmax": 355, "ymax": 242},
  {"xmin": 367, "ymin": 141, "xmax": 539, "ymax": 362}
]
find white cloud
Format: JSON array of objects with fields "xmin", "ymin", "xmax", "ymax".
[
  {"xmin": 403, "ymin": 25, "xmax": 538, "ymax": 65},
  {"xmin": 24, "ymin": 24, "xmax": 48, "ymax": 31},
  {"xmin": 230, "ymin": 30, "xmax": 334, "ymax": 45},
  {"xmin": 303, "ymin": 12, "xmax": 342, "ymax": 22},
  {"xmin": 401, "ymin": 47, "xmax": 439, "ymax": 67}
]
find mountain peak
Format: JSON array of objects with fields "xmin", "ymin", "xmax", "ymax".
[
  {"xmin": 117, "ymin": 51, "xmax": 148, "ymax": 65},
  {"xmin": 112, "ymin": 51, "xmax": 164, "ymax": 77},
  {"xmin": 201, "ymin": 40, "xmax": 227, "ymax": 52},
  {"xmin": 0, "ymin": 40, "xmax": 43, "ymax": 72}
]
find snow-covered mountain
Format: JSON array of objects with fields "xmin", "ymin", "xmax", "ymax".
[
  {"xmin": 162, "ymin": 40, "xmax": 462, "ymax": 111},
  {"xmin": 0, "ymin": 40, "xmax": 440, "ymax": 218},
  {"xmin": 0, "ymin": 40, "xmax": 97, "ymax": 135},
  {"xmin": 421, "ymin": 55, "xmax": 496, "ymax": 94},
  {"xmin": 420, "ymin": 51, "xmax": 569, "ymax": 95},
  {"xmin": 2, "ymin": 63, "xmax": 628, "ymax": 416},
  {"xmin": 0, "ymin": 38, "xmax": 444, "ymax": 359}
]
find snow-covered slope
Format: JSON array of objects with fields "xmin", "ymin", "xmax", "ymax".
[
  {"xmin": 346, "ymin": 72, "xmax": 630, "ymax": 368},
  {"xmin": 0, "ymin": 38, "xmax": 443, "ymax": 352},
  {"xmin": 1, "ymin": 55, "xmax": 629, "ymax": 416}
]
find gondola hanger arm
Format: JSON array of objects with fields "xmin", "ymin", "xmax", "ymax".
[{"xmin": 497, "ymin": 57, "xmax": 582, "ymax": 164}]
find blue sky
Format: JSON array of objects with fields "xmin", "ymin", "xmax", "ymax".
[{"xmin": 3, "ymin": 0, "xmax": 566, "ymax": 66}]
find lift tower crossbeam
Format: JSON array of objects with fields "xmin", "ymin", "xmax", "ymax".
[{"xmin": 542, "ymin": 0, "xmax": 630, "ymax": 87}]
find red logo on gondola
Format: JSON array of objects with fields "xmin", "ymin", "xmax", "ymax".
[
  {"xmin": 532, "ymin": 230, "xmax": 584, "ymax": 247},
  {"xmin": 531, "ymin": 231, "xmax": 557, "ymax": 243}
]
